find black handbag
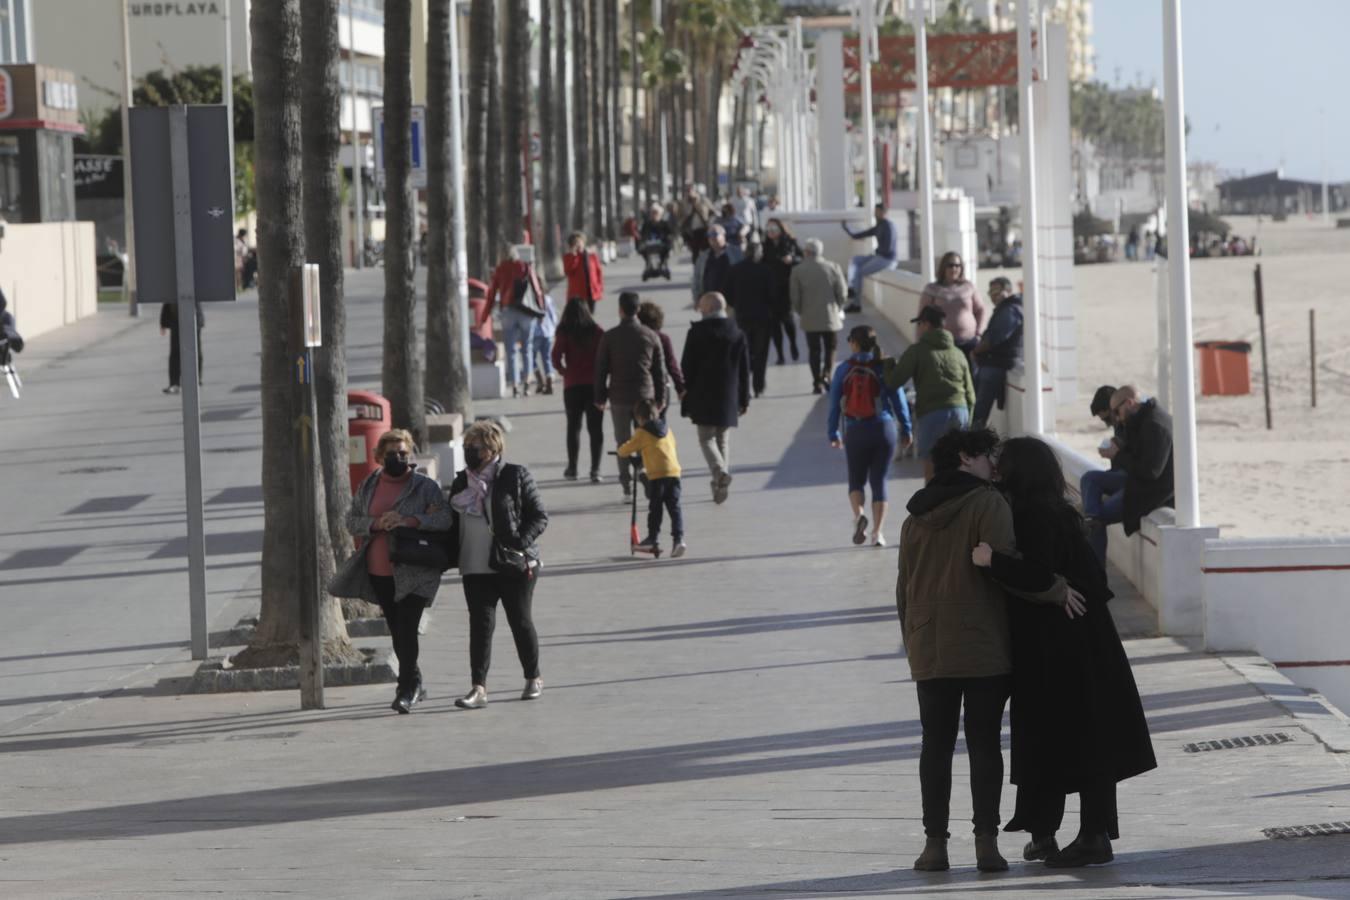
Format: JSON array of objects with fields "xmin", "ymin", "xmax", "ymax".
[{"xmin": 388, "ymin": 526, "xmax": 455, "ymax": 572}]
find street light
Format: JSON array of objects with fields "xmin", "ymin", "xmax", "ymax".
[
  {"xmin": 1016, "ymin": 0, "xmax": 1045, "ymax": 432},
  {"xmin": 849, "ymin": 0, "xmax": 891, "ymax": 212}
]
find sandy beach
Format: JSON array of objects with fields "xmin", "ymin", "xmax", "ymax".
[{"xmin": 1048, "ymin": 215, "xmax": 1350, "ymax": 538}]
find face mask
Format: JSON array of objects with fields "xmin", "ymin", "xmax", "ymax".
[
  {"xmin": 383, "ymin": 453, "xmax": 410, "ymax": 477},
  {"xmin": 464, "ymin": 446, "xmax": 484, "ymax": 472}
]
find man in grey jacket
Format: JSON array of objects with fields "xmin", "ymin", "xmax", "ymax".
[
  {"xmin": 789, "ymin": 238, "xmax": 847, "ymax": 394},
  {"xmin": 595, "ymin": 290, "xmax": 667, "ymax": 498}
]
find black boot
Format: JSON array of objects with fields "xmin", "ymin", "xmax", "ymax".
[
  {"xmin": 1045, "ymin": 833, "xmax": 1113, "ymax": 868},
  {"xmin": 1023, "ymin": 834, "xmax": 1059, "ymax": 861},
  {"xmin": 913, "ymin": 837, "xmax": 949, "ymax": 872}
]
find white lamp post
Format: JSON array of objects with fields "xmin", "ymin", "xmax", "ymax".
[
  {"xmin": 907, "ymin": 0, "xmax": 936, "ymax": 283},
  {"xmin": 1017, "ymin": 0, "xmax": 1045, "ymax": 433},
  {"xmin": 851, "ymin": 0, "xmax": 890, "ymax": 212}
]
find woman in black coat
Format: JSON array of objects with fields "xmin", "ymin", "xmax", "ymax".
[
  {"xmin": 972, "ymin": 437, "xmax": 1156, "ymax": 868},
  {"xmin": 761, "ymin": 217, "xmax": 801, "ymax": 365},
  {"xmin": 680, "ymin": 292, "xmax": 752, "ymax": 502},
  {"xmin": 447, "ymin": 420, "xmax": 549, "ymax": 709}
]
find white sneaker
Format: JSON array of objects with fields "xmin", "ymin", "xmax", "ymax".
[
  {"xmin": 671, "ymin": 541, "xmax": 687, "ymax": 558},
  {"xmin": 873, "ymin": 533, "xmax": 887, "ymax": 548}
]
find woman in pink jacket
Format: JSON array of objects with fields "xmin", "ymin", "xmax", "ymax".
[{"xmin": 920, "ymin": 251, "xmax": 987, "ymax": 368}]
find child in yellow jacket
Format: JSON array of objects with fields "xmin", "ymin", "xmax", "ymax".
[{"xmin": 616, "ymin": 398, "xmax": 686, "ymax": 557}]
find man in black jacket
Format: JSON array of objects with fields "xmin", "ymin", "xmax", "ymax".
[
  {"xmin": 681, "ymin": 292, "xmax": 751, "ymax": 504},
  {"xmin": 594, "ymin": 291, "xmax": 667, "ymax": 499},
  {"xmin": 1091, "ymin": 385, "xmax": 1174, "ymax": 564},
  {"xmin": 723, "ymin": 239, "xmax": 775, "ymax": 397},
  {"xmin": 700, "ymin": 224, "xmax": 733, "ymax": 298},
  {"xmin": 970, "ymin": 277, "xmax": 1022, "ymax": 428}
]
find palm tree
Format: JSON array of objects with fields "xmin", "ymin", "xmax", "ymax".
[
  {"xmin": 467, "ymin": 0, "xmax": 493, "ymax": 279},
  {"xmin": 502, "ymin": 0, "xmax": 529, "ymax": 246},
  {"xmin": 424, "ymin": 0, "xmax": 471, "ymax": 417},
  {"xmin": 299, "ymin": 0, "xmax": 355, "ymax": 598},
  {"xmin": 552, "ymin": 0, "xmax": 572, "ymax": 263},
  {"xmin": 571, "ymin": 0, "xmax": 590, "ymax": 231},
  {"xmin": 484, "ymin": 3, "xmax": 503, "ymax": 259},
  {"xmin": 538, "ymin": 0, "xmax": 563, "ymax": 280},
  {"xmin": 382, "ymin": 0, "xmax": 425, "ymax": 446},
  {"xmin": 236, "ymin": 0, "xmax": 357, "ymax": 668},
  {"xmin": 587, "ymin": 0, "xmax": 605, "ymax": 238},
  {"xmin": 628, "ymin": 0, "xmax": 642, "ymax": 213},
  {"xmin": 606, "ymin": 0, "xmax": 622, "ymax": 237}
]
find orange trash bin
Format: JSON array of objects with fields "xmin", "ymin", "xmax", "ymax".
[
  {"xmin": 1194, "ymin": 341, "xmax": 1252, "ymax": 396},
  {"xmin": 348, "ymin": 389, "xmax": 392, "ymax": 492}
]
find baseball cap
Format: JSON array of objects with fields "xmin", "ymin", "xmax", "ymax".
[{"xmin": 910, "ymin": 306, "xmax": 946, "ymax": 327}]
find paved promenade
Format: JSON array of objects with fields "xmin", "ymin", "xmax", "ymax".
[{"xmin": 1, "ymin": 254, "xmax": 1348, "ymax": 898}]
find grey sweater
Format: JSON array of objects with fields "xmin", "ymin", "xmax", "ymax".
[{"xmin": 328, "ymin": 469, "xmax": 451, "ymax": 605}]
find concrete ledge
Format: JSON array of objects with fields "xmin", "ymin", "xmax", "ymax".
[
  {"xmin": 187, "ymin": 647, "xmax": 396, "ymax": 693},
  {"xmin": 1222, "ymin": 654, "xmax": 1350, "ymax": 752},
  {"xmin": 345, "ymin": 617, "xmax": 390, "ymax": 638}
]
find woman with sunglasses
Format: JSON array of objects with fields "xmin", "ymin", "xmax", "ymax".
[{"xmin": 920, "ymin": 252, "xmax": 987, "ymax": 369}]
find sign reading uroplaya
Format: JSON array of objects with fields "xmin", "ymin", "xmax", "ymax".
[{"xmin": 129, "ymin": 2, "xmax": 222, "ymax": 15}]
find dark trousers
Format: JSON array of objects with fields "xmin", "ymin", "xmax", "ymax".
[
  {"xmin": 806, "ymin": 331, "xmax": 838, "ymax": 388},
  {"xmin": 371, "ymin": 574, "xmax": 429, "ymax": 694},
  {"xmin": 741, "ymin": 320, "xmax": 772, "ymax": 396},
  {"xmin": 916, "ymin": 675, "xmax": 1011, "ymax": 838},
  {"xmin": 645, "ymin": 476, "xmax": 684, "ymax": 543},
  {"xmin": 462, "ymin": 572, "xmax": 540, "ymax": 686},
  {"xmin": 167, "ymin": 325, "xmax": 204, "ymax": 387},
  {"xmin": 1015, "ymin": 778, "xmax": 1119, "ymax": 839},
  {"xmin": 563, "ymin": 383, "xmax": 605, "ymax": 474},
  {"xmin": 770, "ymin": 308, "xmax": 799, "ymax": 362}
]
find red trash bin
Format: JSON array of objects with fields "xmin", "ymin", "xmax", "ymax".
[
  {"xmin": 348, "ymin": 389, "xmax": 392, "ymax": 492},
  {"xmin": 1194, "ymin": 340, "xmax": 1253, "ymax": 396},
  {"xmin": 468, "ymin": 277, "xmax": 493, "ymax": 341}
]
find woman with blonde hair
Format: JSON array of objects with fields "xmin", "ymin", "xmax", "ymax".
[
  {"xmin": 330, "ymin": 429, "xmax": 450, "ymax": 713},
  {"xmin": 448, "ymin": 421, "xmax": 549, "ymax": 709},
  {"xmin": 920, "ymin": 251, "xmax": 987, "ymax": 367}
]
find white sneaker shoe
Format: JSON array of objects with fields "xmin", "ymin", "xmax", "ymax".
[
  {"xmin": 671, "ymin": 541, "xmax": 687, "ymax": 558},
  {"xmin": 873, "ymin": 533, "xmax": 887, "ymax": 548}
]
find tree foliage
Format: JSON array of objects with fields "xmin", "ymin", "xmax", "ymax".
[{"xmin": 1070, "ymin": 81, "xmax": 1165, "ymax": 161}]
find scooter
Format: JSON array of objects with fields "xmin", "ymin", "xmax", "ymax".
[
  {"xmin": 612, "ymin": 451, "xmax": 661, "ymax": 558},
  {"xmin": 638, "ymin": 239, "xmax": 672, "ymax": 282}
]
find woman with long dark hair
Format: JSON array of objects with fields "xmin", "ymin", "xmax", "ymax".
[
  {"xmin": 920, "ymin": 250, "xmax": 987, "ymax": 368},
  {"xmin": 761, "ymin": 217, "xmax": 801, "ymax": 365},
  {"xmin": 972, "ymin": 436, "xmax": 1156, "ymax": 868},
  {"xmin": 826, "ymin": 325, "xmax": 912, "ymax": 546},
  {"xmin": 551, "ymin": 297, "xmax": 607, "ymax": 482}
]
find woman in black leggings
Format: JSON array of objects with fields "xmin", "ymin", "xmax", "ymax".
[{"xmin": 551, "ymin": 297, "xmax": 606, "ymax": 482}]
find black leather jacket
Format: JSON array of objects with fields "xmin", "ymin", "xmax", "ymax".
[{"xmin": 447, "ymin": 462, "xmax": 549, "ymax": 563}]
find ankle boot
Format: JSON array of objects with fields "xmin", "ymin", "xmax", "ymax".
[
  {"xmin": 975, "ymin": 834, "xmax": 1009, "ymax": 872},
  {"xmin": 1023, "ymin": 834, "xmax": 1059, "ymax": 861},
  {"xmin": 913, "ymin": 837, "xmax": 949, "ymax": 872},
  {"xmin": 1045, "ymin": 833, "xmax": 1113, "ymax": 868}
]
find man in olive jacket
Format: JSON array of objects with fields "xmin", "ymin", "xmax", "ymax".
[
  {"xmin": 897, "ymin": 427, "xmax": 1068, "ymax": 874},
  {"xmin": 595, "ymin": 290, "xmax": 667, "ymax": 498},
  {"xmin": 885, "ymin": 306, "xmax": 975, "ymax": 480}
]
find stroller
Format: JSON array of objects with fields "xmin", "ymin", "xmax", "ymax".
[{"xmin": 639, "ymin": 238, "xmax": 672, "ymax": 282}]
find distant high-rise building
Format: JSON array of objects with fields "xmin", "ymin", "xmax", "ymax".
[
  {"xmin": 0, "ymin": 0, "xmax": 33, "ymax": 63},
  {"xmin": 968, "ymin": 0, "xmax": 1095, "ymax": 83}
]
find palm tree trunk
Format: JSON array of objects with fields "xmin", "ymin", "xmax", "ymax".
[
  {"xmin": 607, "ymin": 0, "xmax": 621, "ymax": 235},
  {"xmin": 382, "ymin": 0, "xmax": 425, "ymax": 446},
  {"xmin": 595, "ymin": 0, "xmax": 612, "ymax": 240},
  {"xmin": 571, "ymin": 0, "xmax": 590, "ymax": 232},
  {"xmin": 484, "ymin": 3, "xmax": 503, "ymax": 258},
  {"xmin": 539, "ymin": 0, "xmax": 562, "ymax": 280},
  {"xmin": 466, "ymin": 0, "xmax": 490, "ymax": 280},
  {"xmin": 554, "ymin": 0, "xmax": 574, "ymax": 252},
  {"xmin": 587, "ymin": 0, "xmax": 604, "ymax": 239},
  {"xmin": 299, "ymin": 0, "xmax": 354, "ymax": 585},
  {"xmin": 629, "ymin": 1, "xmax": 641, "ymax": 214},
  {"xmin": 238, "ymin": 0, "xmax": 355, "ymax": 668},
  {"xmin": 502, "ymin": 0, "xmax": 528, "ymax": 246},
  {"xmin": 425, "ymin": 0, "xmax": 470, "ymax": 417}
]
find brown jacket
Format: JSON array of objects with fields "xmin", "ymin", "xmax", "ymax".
[
  {"xmin": 897, "ymin": 472, "xmax": 1064, "ymax": 681},
  {"xmin": 594, "ymin": 316, "xmax": 667, "ymax": 409}
]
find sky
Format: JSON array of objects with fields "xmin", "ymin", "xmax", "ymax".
[{"xmin": 1091, "ymin": 0, "xmax": 1349, "ymax": 182}]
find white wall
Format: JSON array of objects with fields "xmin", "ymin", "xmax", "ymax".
[{"xmin": 0, "ymin": 221, "xmax": 99, "ymax": 341}]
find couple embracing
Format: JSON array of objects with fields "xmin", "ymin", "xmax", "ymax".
[{"xmin": 896, "ymin": 428, "xmax": 1156, "ymax": 872}]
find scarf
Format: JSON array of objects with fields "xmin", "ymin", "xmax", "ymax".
[{"xmin": 451, "ymin": 457, "xmax": 500, "ymax": 517}]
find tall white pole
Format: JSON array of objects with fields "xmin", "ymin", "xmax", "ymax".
[
  {"xmin": 119, "ymin": 0, "xmax": 138, "ymax": 317},
  {"xmin": 913, "ymin": 3, "xmax": 935, "ymax": 283},
  {"xmin": 1017, "ymin": 0, "xmax": 1044, "ymax": 433},
  {"xmin": 1162, "ymin": 0, "xmax": 1200, "ymax": 526},
  {"xmin": 448, "ymin": 0, "xmax": 472, "ymax": 389},
  {"xmin": 223, "ymin": 0, "xmax": 235, "ymax": 214},
  {"xmin": 859, "ymin": 1, "xmax": 877, "ymax": 212},
  {"xmin": 349, "ymin": 4, "xmax": 365, "ymax": 268},
  {"xmin": 653, "ymin": 0, "xmax": 668, "ymax": 199}
]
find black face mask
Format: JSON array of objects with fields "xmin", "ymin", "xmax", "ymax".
[
  {"xmin": 463, "ymin": 446, "xmax": 484, "ymax": 472},
  {"xmin": 383, "ymin": 453, "xmax": 410, "ymax": 477}
]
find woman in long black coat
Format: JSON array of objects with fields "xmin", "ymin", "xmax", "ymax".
[
  {"xmin": 972, "ymin": 436, "xmax": 1156, "ymax": 868},
  {"xmin": 680, "ymin": 293, "xmax": 752, "ymax": 502},
  {"xmin": 761, "ymin": 217, "xmax": 801, "ymax": 365}
]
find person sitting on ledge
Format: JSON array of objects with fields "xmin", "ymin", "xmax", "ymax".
[{"xmin": 1089, "ymin": 385, "xmax": 1174, "ymax": 565}]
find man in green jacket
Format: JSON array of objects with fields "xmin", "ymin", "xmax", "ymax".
[{"xmin": 884, "ymin": 306, "xmax": 975, "ymax": 481}]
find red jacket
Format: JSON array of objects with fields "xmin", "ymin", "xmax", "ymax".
[
  {"xmin": 563, "ymin": 250, "xmax": 604, "ymax": 301},
  {"xmin": 483, "ymin": 259, "xmax": 545, "ymax": 324},
  {"xmin": 550, "ymin": 323, "xmax": 605, "ymax": 389}
]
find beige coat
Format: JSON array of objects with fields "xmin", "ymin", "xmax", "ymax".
[{"xmin": 789, "ymin": 257, "xmax": 846, "ymax": 333}]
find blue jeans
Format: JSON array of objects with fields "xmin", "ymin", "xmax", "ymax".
[
  {"xmin": 972, "ymin": 366, "xmax": 1007, "ymax": 428},
  {"xmin": 1082, "ymin": 468, "xmax": 1127, "ymax": 564},
  {"xmin": 726, "ymin": 244, "xmax": 745, "ymax": 265},
  {"xmin": 915, "ymin": 407, "xmax": 969, "ymax": 459},
  {"xmin": 844, "ymin": 416, "xmax": 899, "ymax": 502},
  {"xmin": 847, "ymin": 254, "xmax": 898, "ymax": 297},
  {"xmin": 501, "ymin": 305, "xmax": 539, "ymax": 387},
  {"xmin": 533, "ymin": 330, "xmax": 555, "ymax": 378}
]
